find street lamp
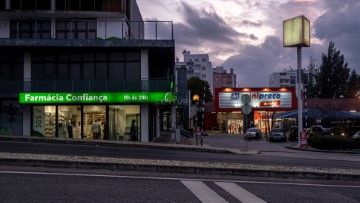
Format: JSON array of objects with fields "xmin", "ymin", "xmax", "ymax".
[{"xmin": 192, "ymin": 94, "xmax": 200, "ymax": 146}]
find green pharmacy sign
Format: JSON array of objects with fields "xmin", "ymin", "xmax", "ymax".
[{"xmin": 19, "ymin": 92, "xmax": 177, "ymax": 104}]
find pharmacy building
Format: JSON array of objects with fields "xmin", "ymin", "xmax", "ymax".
[{"xmin": 0, "ymin": 0, "xmax": 176, "ymax": 142}]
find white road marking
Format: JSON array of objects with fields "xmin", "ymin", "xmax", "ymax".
[
  {"xmin": 181, "ymin": 180, "xmax": 228, "ymax": 203},
  {"xmin": 216, "ymin": 182, "xmax": 267, "ymax": 203},
  {"xmin": 0, "ymin": 170, "xmax": 359, "ymax": 188}
]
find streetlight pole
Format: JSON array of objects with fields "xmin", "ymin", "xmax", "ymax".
[{"xmin": 297, "ymin": 46, "xmax": 303, "ymax": 147}]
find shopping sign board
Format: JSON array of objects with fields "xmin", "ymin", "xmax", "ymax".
[
  {"xmin": 19, "ymin": 92, "xmax": 177, "ymax": 104},
  {"xmin": 217, "ymin": 89, "xmax": 294, "ymax": 111}
]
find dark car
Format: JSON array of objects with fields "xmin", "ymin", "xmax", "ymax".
[
  {"xmin": 270, "ymin": 128, "xmax": 286, "ymax": 142},
  {"xmin": 289, "ymin": 126, "xmax": 298, "ymax": 141},
  {"xmin": 307, "ymin": 125, "xmax": 331, "ymax": 137}
]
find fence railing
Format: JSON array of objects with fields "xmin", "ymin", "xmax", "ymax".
[
  {"xmin": 3, "ymin": 19, "xmax": 174, "ymax": 41},
  {"xmin": 0, "ymin": 79, "xmax": 172, "ymax": 94}
]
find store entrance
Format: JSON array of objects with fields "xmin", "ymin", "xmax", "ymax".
[
  {"xmin": 83, "ymin": 105, "xmax": 106, "ymax": 139},
  {"xmin": 108, "ymin": 105, "xmax": 140, "ymax": 141}
]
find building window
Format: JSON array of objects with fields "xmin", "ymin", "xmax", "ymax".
[
  {"xmin": 202, "ymin": 59, "xmax": 206, "ymax": 62},
  {"xmin": 195, "ymin": 59, "xmax": 198, "ymax": 62},
  {"xmin": 56, "ymin": 20, "xmax": 96, "ymax": 40},
  {"xmin": 10, "ymin": 20, "xmax": 51, "ymax": 39},
  {"xmin": 202, "ymin": 66, "xmax": 206, "ymax": 70},
  {"xmin": 202, "ymin": 74, "xmax": 206, "ymax": 79}
]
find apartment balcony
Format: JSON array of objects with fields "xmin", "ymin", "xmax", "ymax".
[
  {"xmin": 0, "ymin": 79, "xmax": 172, "ymax": 95},
  {"xmin": 0, "ymin": 20, "xmax": 174, "ymax": 48}
]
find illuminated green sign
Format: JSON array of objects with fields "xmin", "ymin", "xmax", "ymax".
[{"xmin": 19, "ymin": 92, "xmax": 176, "ymax": 104}]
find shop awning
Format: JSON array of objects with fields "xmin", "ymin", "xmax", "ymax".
[{"xmin": 273, "ymin": 109, "xmax": 360, "ymax": 119}]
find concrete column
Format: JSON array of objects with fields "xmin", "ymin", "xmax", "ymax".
[
  {"xmin": 5, "ymin": 0, "xmax": 10, "ymax": 9},
  {"xmin": 156, "ymin": 105, "xmax": 160, "ymax": 139},
  {"xmin": 140, "ymin": 49, "xmax": 149, "ymax": 142},
  {"xmin": 51, "ymin": 18, "xmax": 56, "ymax": 39},
  {"xmin": 141, "ymin": 49, "xmax": 149, "ymax": 79},
  {"xmin": 171, "ymin": 105, "xmax": 176, "ymax": 141},
  {"xmin": 51, "ymin": 0, "xmax": 56, "ymax": 10},
  {"xmin": 22, "ymin": 105, "xmax": 31, "ymax": 136},
  {"xmin": 23, "ymin": 51, "xmax": 32, "ymax": 136},
  {"xmin": 140, "ymin": 104, "xmax": 149, "ymax": 142},
  {"xmin": 24, "ymin": 51, "xmax": 31, "ymax": 92}
]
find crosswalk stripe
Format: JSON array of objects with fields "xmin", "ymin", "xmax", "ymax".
[
  {"xmin": 181, "ymin": 180, "xmax": 228, "ymax": 203},
  {"xmin": 215, "ymin": 182, "xmax": 267, "ymax": 203}
]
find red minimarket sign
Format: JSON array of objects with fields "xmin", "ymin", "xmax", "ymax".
[{"xmin": 215, "ymin": 87, "xmax": 296, "ymax": 112}]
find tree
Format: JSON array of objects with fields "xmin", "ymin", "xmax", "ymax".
[
  {"xmin": 304, "ymin": 56, "xmax": 319, "ymax": 98},
  {"xmin": 187, "ymin": 77, "xmax": 213, "ymax": 103},
  {"xmin": 317, "ymin": 41, "xmax": 350, "ymax": 98},
  {"xmin": 345, "ymin": 70, "xmax": 360, "ymax": 98}
]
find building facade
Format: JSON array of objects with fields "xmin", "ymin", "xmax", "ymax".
[
  {"xmin": 176, "ymin": 51, "xmax": 213, "ymax": 94},
  {"xmin": 0, "ymin": 0, "xmax": 175, "ymax": 142},
  {"xmin": 269, "ymin": 69, "xmax": 308, "ymax": 88},
  {"xmin": 213, "ymin": 67, "xmax": 236, "ymax": 93},
  {"xmin": 212, "ymin": 87, "xmax": 296, "ymax": 134}
]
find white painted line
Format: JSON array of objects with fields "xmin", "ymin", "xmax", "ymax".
[
  {"xmin": 181, "ymin": 180, "xmax": 228, "ymax": 203},
  {"xmin": 215, "ymin": 182, "xmax": 267, "ymax": 203},
  {"xmin": 0, "ymin": 170, "xmax": 359, "ymax": 188}
]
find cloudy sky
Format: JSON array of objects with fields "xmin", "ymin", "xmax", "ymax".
[{"xmin": 137, "ymin": 0, "xmax": 360, "ymax": 87}]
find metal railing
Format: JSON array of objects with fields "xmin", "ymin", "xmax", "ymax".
[
  {"xmin": 0, "ymin": 79, "xmax": 171, "ymax": 94},
  {"xmin": 4, "ymin": 19, "xmax": 174, "ymax": 41}
]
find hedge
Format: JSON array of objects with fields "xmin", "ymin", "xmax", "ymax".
[{"xmin": 307, "ymin": 136, "xmax": 360, "ymax": 150}]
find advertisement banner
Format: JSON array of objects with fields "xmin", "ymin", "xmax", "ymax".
[
  {"xmin": 219, "ymin": 91, "xmax": 292, "ymax": 109},
  {"xmin": 19, "ymin": 92, "xmax": 176, "ymax": 104}
]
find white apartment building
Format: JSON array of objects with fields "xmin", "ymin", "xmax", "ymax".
[
  {"xmin": 269, "ymin": 69, "xmax": 308, "ymax": 88},
  {"xmin": 175, "ymin": 51, "xmax": 213, "ymax": 94}
]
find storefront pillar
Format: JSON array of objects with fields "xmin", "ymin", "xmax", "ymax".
[
  {"xmin": 156, "ymin": 105, "xmax": 160, "ymax": 139},
  {"xmin": 141, "ymin": 104, "xmax": 149, "ymax": 142},
  {"xmin": 22, "ymin": 105, "xmax": 31, "ymax": 136}
]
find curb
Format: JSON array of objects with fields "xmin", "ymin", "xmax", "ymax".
[
  {"xmin": 0, "ymin": 158, "xmax": 359, "ymax": 181},
  {"xmin": 0, "ymin": 136, "xmax": 258, "ymax": 155},
  {"xmin": 286, "ymin": 145, "xmax": 360, "ymax": 154}
]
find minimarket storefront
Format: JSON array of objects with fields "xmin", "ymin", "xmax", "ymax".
[
  {"xmin": 214, "ymin": 87, "xmax": 296, "ymax": 134},
  {"xmin": 20, "ymin": 92, "xmax": 175, "ymax": 141}
]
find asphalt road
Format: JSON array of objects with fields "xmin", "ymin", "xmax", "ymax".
[
  {"xmin": 0, "ymin": 141, "xmax": 359, "ymax": 170},
  {"xmin": 0, "ymin": 167, "xmax": 359, "ymax": 203}
]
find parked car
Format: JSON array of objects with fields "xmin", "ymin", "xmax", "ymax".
[
  {"xmin": 270, "ymin": 128, "xmax": 286, "ymax": 142},
  {"xmin": 289, "ymin": 126, "xmax": 298, "ymax": 141},
  {"xmin": 307, "ymin": 125, "xmax": 332, "ymax": 137},
  {"xmin": 352, "ymin": 131, "xmax": 360, "ymax": 139},
  {"xmin": 245, "ymin": 127, "xmax": 262, "ymax": 140}
]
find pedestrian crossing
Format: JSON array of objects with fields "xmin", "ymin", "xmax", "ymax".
[{"xmin": 181, "ymin": 180, "xmax": 267, "ymax": 203}]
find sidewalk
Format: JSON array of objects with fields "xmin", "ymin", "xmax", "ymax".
[{"xmin": 0, "ymin": 135, "xmax": 359, "ymax": 181}]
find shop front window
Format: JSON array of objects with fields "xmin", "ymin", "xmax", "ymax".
[
  {"xmin": 0, "ymin": 100, "xmax": 23, "ymax": 135},
  {"xmin": 58, "ymin": 106, "xmax": 81, "ymax": 139},
  {"xmin": 83, "ymin": 105, "xmax": 106, "ymax": 140},
  {"xmin": 109, "ymin": 105, "xmax": 140, "ymax": 141},
  {"xmin": 227, "ymin": 119, "xmax": 243, "ymax": 134},
  {"xmin": 33, "ymin": 106, "xmax": 56, "ymax": 137}
]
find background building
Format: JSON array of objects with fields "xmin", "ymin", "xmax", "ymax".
[
  {"xmin": 175, "ymin": 50, "xmax": 213, "ymax": 94},
  {"xmin": 213, "ymin": 67, "xmax": 237, "ymax": 93},
  {"xmin": 0, "ymin": 0, "xmax": 175, "ymax": 142},
  {"xmin": 269, "ymin": 69, "xmax": 308, "ymax": 88}
]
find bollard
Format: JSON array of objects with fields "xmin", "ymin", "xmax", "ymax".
[{"xmin": 200, "ymin": 137, "xmax": 203, "ymax": 147}]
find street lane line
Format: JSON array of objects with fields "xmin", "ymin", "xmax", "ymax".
[
  {"xmin": 1, "ymin": 170, "xmax": 360, "ymax": 188},
  {"xmin": 181, "ymin": 180, "xmax": 228, "ymax": 203},
  {"xmin": 215, "ymin": 182, "xmax": 267, "ymax": 203}
]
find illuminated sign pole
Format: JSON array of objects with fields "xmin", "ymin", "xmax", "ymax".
[{"xmin": 283, "ymin": 15, "xmax": 310, "ymax": 147}]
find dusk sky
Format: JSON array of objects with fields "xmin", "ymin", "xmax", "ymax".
[{"xmin": 137, "ymin": 0, "xmax": 360, "ymax": 87}]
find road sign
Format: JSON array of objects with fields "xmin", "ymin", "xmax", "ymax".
[
  {"xmin": 242, "ymin": 104, "xmax": 252, "ymax": 114},
  {"xmin": 241, "ymin": 94, "xmax": 251, "ymax": 104},
  {"xmin": 300, "ymin": 131, "xmax": 307, "ymax": 147}
]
